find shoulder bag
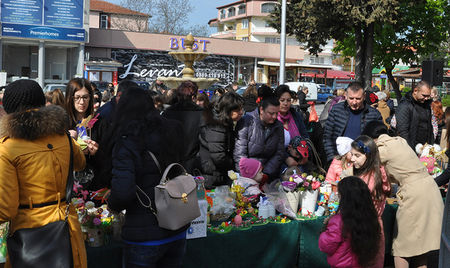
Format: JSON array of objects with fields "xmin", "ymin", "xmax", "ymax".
[
  {"xmin": 136, "ymin": 151, "xmax": 200, "ymax": 231},
  {"xmin": 7, "ymin": 133, "xmax": 75, "ymax": 268}
]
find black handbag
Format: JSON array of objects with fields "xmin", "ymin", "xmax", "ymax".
[{"xmin": 7, "ymin": 133, "xmax": 75, "ymax": 268}]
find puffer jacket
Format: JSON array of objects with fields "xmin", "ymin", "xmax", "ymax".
[
  {"xmin": 0, "ymin": 105, "xmax": 87, "ymax": 268},
  {"xmin": 323, "ymin": 102, "xmax": 382, "ymax": 162},
  {"xmin": 108, "ymin": 114, "xmax": 185, "ymax": 241},
  {"xmin": 199, "ymin": 108, "xmax": 236, "ymax": 189},
  {"xmin": 234, "ymin": 108, "xmax": 285, "ymax": 180},
  {"xmin": 319, "ymin": 213, "xmax": 362, "ymax": 268},
  {"xmin": 396, "ymin": 92, "xmax": 434, "ymax": 149},
  {"xmin": 162, "ymin": 100, "xmax": 203, "ymax": 173}
]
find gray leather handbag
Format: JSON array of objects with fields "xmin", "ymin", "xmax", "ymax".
[{"xmin": 136, "ymin": 152, "xmax": 200, "ymax": 231}]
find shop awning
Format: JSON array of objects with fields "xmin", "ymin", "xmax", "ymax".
[
  {"xmin": 302, "ymin": 70, "xmax": 354, "ymax": 79},
  {"xmin": 257, "ymin": 61, "xmax": 335, "ymax": 69}
]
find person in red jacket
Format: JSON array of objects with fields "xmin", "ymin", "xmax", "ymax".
[{"xmin": 319, "ymin": 176, "xmax": 381, "ymax": 268}]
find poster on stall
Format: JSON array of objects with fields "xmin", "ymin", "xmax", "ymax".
[{"xmin": 186, "ymin": 200, "xmax": 208, "ymax": 239}]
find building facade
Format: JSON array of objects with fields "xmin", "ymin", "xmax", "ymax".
[{"xmin": 0, "ymin": 0, "xmax": 89, "ymax": 87}]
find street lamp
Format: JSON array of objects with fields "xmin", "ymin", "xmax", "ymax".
[{"xmin": 279, "ymin": 0, "xmax": 287, "ymax": 84}]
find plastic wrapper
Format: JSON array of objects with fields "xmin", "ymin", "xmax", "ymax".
[
  {"xmin": 262, "ymin": 180, "xmax": 298, "ymax": 219},
  {"xmin": 210, "ymin": 185, "xmax": 235, "ymax": 221}
]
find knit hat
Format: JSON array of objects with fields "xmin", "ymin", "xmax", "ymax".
[
  {"xmin": 336, "ymin": 136, "xmax": 354, "ymax": 156},
  {"xmin": 239, "ymin": 158, "xmax": 262, "ymax": 179},
  {"xmin": 3, "ymin": 80, "xmax": 45, "ymax": 114}
]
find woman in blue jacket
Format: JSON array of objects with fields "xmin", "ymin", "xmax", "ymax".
[{"xmin": 106, "ymin": 87, "xmax": 186, "ymax": 268}]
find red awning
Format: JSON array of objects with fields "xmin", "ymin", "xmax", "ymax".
[{"xmin": 301, "ymin": 70, "xmax": 354, "ymax": 79}]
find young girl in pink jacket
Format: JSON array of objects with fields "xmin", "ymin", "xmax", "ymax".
[
  {"xmin": 319, "ymin": 176, "xmax": 381, "ymax": 268},
  {"xmin": 325, "ymin": 136, "xmax": 354, "ymax": 184}
]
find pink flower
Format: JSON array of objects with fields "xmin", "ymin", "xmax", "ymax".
[
  {"xmin": 93, "ymin": 217, "xmax": 101, "ymax": 226},
  {"xmin": 303, "ymin": 181, "xmax": 310, "ymax": 188},
  {"xmin": 312, "ymin": 181, "xmax": 321, "ymax": 190}
]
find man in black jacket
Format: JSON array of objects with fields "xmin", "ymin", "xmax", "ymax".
[
  {"xmin": 396, "ymin": 81, "xmax": 433, "ymax": 149},
  {"xmin": 323, "ymin": 82, "xmax": 382, "ymax": 163},
  {"xmin": 297, "ymin": 86, "xmax": 310, "ymax": 115}
]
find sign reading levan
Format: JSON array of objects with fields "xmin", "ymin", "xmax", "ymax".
[{"xmin": 0, "ymin": 0, "xmax": 85, "ymax": 41}]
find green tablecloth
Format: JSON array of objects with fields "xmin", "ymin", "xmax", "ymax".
[{"xmin": 86, "ymin": 204, "xmax": 399, "ymax": 268}]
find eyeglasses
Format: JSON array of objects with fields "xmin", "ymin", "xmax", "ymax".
[{"xmin": 74, "ymin": 95, "xmax": 90, "ymax": 102}]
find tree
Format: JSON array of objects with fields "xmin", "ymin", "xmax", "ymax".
[
  {"xmin": 270, "ymin": 0, "xmax": 400, "ymax": 90},
  {"xmin": 333, "ymin": 0, "xmax": 450, "ymax": 101},
  {"xmin": 119, "ymin": 0, "xmax": 210, "ymax": 36}
]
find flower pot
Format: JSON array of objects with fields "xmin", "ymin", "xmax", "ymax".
[
  {"xmin": 300, "ymin": 190, "xmax": 319, "ymax": 216},
  {"xmin": 86, "ymin": 228, "xmax": 105, "ymax": 247}
]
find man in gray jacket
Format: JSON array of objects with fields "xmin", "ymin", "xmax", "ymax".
[{"xmin": 234, "ymin": 95, "xmax": 285, "ymax": 181}]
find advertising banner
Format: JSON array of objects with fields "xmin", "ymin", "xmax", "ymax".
[
  {"xmin": 0, "ymin": 0, "xmax": 85, "ymax": 41},
  {"xmin": 112, "ymin": 49, "xmax": 235, "ymax": 87}
]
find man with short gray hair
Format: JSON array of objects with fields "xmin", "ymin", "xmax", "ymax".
[{"xmin": 323, "ymin": 82, "xmax": 382, "ymax": 163}]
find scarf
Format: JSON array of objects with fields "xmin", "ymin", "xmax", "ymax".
[{"xmin": 277, "ymin": 111, "xmax": 300, "ymax": 139}]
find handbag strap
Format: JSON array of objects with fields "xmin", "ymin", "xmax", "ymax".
[
  {"xmin": 64, "ymin": 133, "xmax": 74, "ymax": 220},
  {"xmin": 135, "ymin": 150, "xmax": 160, "ymax": 216},
  {"xmin": 147, "ymin": 151, "xmax": 161, "ymax": 174},
  {"xmin": 160, "ymin": 163, "xmax": 187, "ymax": 184}
]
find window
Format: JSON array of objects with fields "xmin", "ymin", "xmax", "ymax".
[
  {"xmin": 264, "ymin": 37, "xmax": 280, "ymax": 44},
  {"xmin": 100, "ymin": 14, "xmax": 109, "ymax": 29},
  {"xmin": 242, "ymin": 37, "xmax": 249, "ymax": 41},
  {"xmin": 220, "ymin": 10, "xmax": 226, "ymax": 19},
  {"xmin": 238, "ymin": 4, "xmax": 246, "ymax": 15},
  {"xmin": 261, "ymin": 3, "xmax": 276, "ymax": 13},
  {"xmin": 310, "ymin": 57, "xmax": 325, "ymax": 65},
  {"xmin": 242, "ymin": 19, "xmax": 248, "ymax": 29},
  {"xmin": 228, "ymin": 7, "xmax": 236, "ymax": 17}
]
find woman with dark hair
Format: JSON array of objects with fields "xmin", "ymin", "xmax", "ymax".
[
  {"xmin": 106, "ymin": 87, "xmax": 186, "ymax": 268},
  {"xmin": 0, "ymin": 80, "xmax": 87, "ymax": 268},
  {"xmin": 319, "ymin": 176, "xmax": 381, "ymax": 268},
  {"xmin": 362, "ymin": 121, "xmax": 444, "ymax": 268},
  {"xmin": 275, "ymin": 85, "xmax": 309, "ymax": 147},
  {"xmin": 45, "ymin": 88, "xmax": 65, "ymax": 107},
  {"xmin": 242, "ymin": 84, "xmax": 258, "ymax": 113},
  {"xmin": 162, "ymin": 81, "xmax": 203, "ymax": 173},
  {"xmin": 234, "ymin": 85, "xmax": 285, "ymax": 182},
  {"xmin": 64, "ymin": 78, "xmax": 101, "ymax": 189},
  {"xmin": 195, "ymin": 92, "xmax": 210, "ymax": 108},
  {"xmin": 199, "ymin": 92, "xmax": 244, "ymax": 188},
  {"xmin": 348, "ymin": 135, "xmax": 390, "ymax": 268}
]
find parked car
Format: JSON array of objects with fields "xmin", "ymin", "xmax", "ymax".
[
  {"xmin": 317, "ymin": 85, "xmax": 334, "ymax": 103},
  {"xmin": 236, "ymin": 86, "xmax": 246, "ymax": 96},
  {"xmin": 90, "ymin": 81, "xmax": 110, "ymax": 92},
  {"xmin": 284, "ymin": 82, "xmax": 319, "ymax": 101},
  {"xmin": 43, "ymin": 84, "xmax": 67, "ymax": 95}
]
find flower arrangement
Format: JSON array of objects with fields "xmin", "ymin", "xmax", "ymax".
[
  {"xmin": 72, "ymin": 200, "xmax": 113, "ymax": 230},
  {"xmin": 281, "ymin": 173, "xmax": 324, "ymax": 192}
]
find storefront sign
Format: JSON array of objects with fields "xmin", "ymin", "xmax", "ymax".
[
  {"xmin": 1, "ymin": 0, "xmax": 85, "ymax": 41},
  {"xmin": 169, "ymin": 37, "xmax": 210, "ymax": 52},
  {"xmin": 1, "ymin": 23, "xmax": 85, "ymax": 42},
  {"xmin": 113, "ymin": 49, "xmax": 235, "ymax": 86}
]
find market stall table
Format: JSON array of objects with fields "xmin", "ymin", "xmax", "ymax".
[{"xmin": 85, "ymin": 205, "xmax": 398, "ymax": 268}]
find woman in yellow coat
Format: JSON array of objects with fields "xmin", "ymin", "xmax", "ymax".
[{"xmin": 0, "ymin": 80, "xmax": 88, "ymax": 268}]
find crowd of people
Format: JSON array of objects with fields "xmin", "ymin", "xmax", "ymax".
[{"xmin": 0, "ymin": 77, "xmax": 446, "ymax": 268}]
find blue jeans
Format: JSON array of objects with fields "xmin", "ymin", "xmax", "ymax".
[{"xmin": 122, "ymin": 239, "xmax": 187, "ymax": 268}]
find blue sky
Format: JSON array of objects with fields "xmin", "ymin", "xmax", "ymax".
[{"xmin": 108, "ymin": 0, "xmax": 230, "ymax": 33}]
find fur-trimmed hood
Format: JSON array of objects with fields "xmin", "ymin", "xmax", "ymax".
[{"xmin": 0, "ymin": 105, "xmax": 69, "ymax": 140}]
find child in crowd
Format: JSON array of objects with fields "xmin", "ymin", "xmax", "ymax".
[
  {"xmin": 319, "ymin": 176, "xmax": 381, "ymax": 268},
  {"xmin": 232, "ymin": 158, "xmax": 263, "ymax": 201},
  {"xmin": 326, "ymin": 137, "xmax": 353, "ymax": 183},
  {"xmin": 349, "ymin": 135, "xmax": 391, "ymax": 268},
  {"xmin": 285, "ymin": 136, "xmax": 325, "ymax": 174}
]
